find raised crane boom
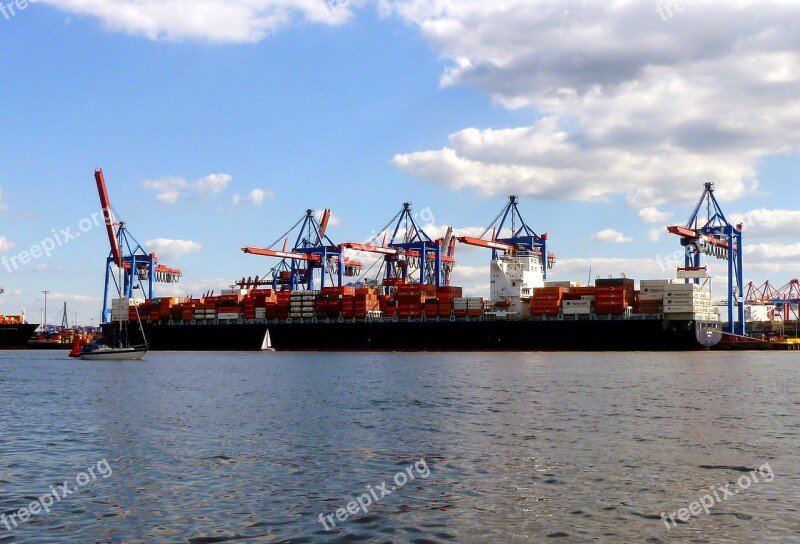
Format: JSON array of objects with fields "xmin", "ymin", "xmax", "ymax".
[
  {"xmin": 94, "ymin": 168, "xmax": 182, "ymax": 323},
  {"xmin": 94, "ymin": 169, "xmax": 123, "ymax": 266}
]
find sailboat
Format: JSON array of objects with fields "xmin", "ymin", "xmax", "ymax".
[
  {"xmin": 78, "ymin": 254, "xmax": 148, "ymax": 360},
  {"xmin": 261, "ymin": 329, "xmax": 275, "ymax": 352},
  {"xmin": 78, "ymin": 307, "xmax": 148, "ymax": 360}
]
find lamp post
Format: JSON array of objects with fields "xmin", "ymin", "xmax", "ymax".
[{"xmin": 42, "ymin": 291, "xmax": 49, "ymax": 332}]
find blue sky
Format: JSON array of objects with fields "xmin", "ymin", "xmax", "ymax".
[{"xmin": 1, "ymin": 1, "xmax": 800, "ymax": 325}]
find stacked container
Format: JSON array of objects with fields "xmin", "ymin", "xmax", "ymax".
[
  {"xmin": 395, "ymin": 284, "xmax": 435, "ymax": 318},
  {"xmin": 436, "ymin": 286, "xmax": 462, "ymax": 318},
  {"xmin": 111, "ymin": 298, "xmax": 133, "ymax": 322},
  {"xmin": 635, "ymin": 279, "xmax": 673, "ymax": 314},
  {"xmin": 561, "ymin": 286, "xmax": 595, "ymax": 315},
  {"xmin": 290, "ymin": 290, "xmax": 316, "ymax": 319},
  {"xmin": 530, "ymin": 287, "xmax": 566, "ymax": 316},
  {"xmin": 663, "ymin": 284, "xmax": 717, "ymax": 320},
  {"xmin": 594, "ymin": 278, "xmax": 634, "ymax": 314}
]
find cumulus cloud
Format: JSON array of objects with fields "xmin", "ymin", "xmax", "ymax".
[
  {"xmin": 143, "ymin": 174, "xmax": 232, "ymax": 203},
  {"xmin": 0, "ymin": 236, "xmax": 16, "ymax": 252},
  {"xmin": 387, "ymin": 0, "xmax": 800, "ymax": 207},
  {"xmin": 731, "ymin": 208, "xmax": 800, "ymax": 239},
  {"xmin": 648, "ymin": 227, "xmax": 666, "ymax": 242},
  {"xmin": 592, "ymin": 228, "xmax": 633, "ymax": 244},
  {"xmin": 745, "ymin": 242, "xmax": 800, "ymax": 261},
  {"xmin": 638, "ymin": 207, "xmax": 673, "ymax": 224},
  {"xmin": 233, "ymin": 188, "xmax": 274, "ymax": 207},
  {"xmin": 46, "ymin": 0, "xmax": 356, "ymax": 43},
  {"xmin": 146, "ymin": 238, "xmax": 203, "ymax": 260}
]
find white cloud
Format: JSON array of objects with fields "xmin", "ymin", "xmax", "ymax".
[
  {"xmin": 451, "ymin": 265, "xmax": 486, "ymax": 282},
  {"xmin": 422, "ymin": 224, "xmax": 486, "ymax": 240},
  {"xmin": 145, "ymin": 238, "xmax": 203, "ymax": 260},
  {"xmin": 638, "ymin": 207, "xmax": 673, "ymax": 224},
  {"xmin": 195, "ymin": 174, "xmax": 233, "ymax": 195},
  {"xmin": 745, "ymin": 242, "xmax": 800, "ymax": 261},
  {"xmin": 233, "ymin": 188, "xmax": 274, "ymax": 207},
  {"xmin": 0, "ymin": 236, "xmax": 16, "ymax": 252},
  {"xmin": 387, "ymin": 1, "xmax": 800, "ymax": 207},
  {"xmin": 731, "ymin": 208, "xmax": 800, "ymax": 239},
  {"xmin": 591, "ymin": 228, "xmax": 633, "ymax": 244},
  {"xmin": 143, "ymin": 174, "xmax": 232, "ymax": 204},
  {"xmin": 46, "ymin": 0, "xmax": 356, "ymax": 43},
  {"xmin": 648, "ymin": 227, "xmax": 665, "ymax": 242}
]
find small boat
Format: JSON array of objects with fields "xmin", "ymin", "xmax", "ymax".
[
  {"xmin": 261, "ymin": 329, "xmax": 275, "ymax": 352},
  {"xmin": 78, "ymin": 343, "xmax": 147, "ymax": 360}
]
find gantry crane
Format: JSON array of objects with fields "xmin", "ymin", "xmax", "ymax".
[
  {"xmin": 456, "ymin": 195, "xmax": 555, "ymax": 276},
  {"xmin": 667, "ymin": 182, "xmax": 744, "ymax": 335},
  {"xmin": 95, "ymin": 169, "xmax": 182, "ymax": 324},
  {"xmin": 745, "ymin": 279, "xmax": 800, "ymax": 321},
  {"xmin": 242, "ymin": 209, "xmax": 362, "ymax": 291},
  {"xmin": 342, "ymin": 203, "xmax": 456, "ymax": 288}
]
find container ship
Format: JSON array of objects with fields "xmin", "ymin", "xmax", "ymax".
[
  {"xmin": 93, "ymin": 169, "xmax": 730, "ymax": 352},
  {"xmin": 0, "ymin": 315, "xmax": 39, "ymax": 349},
  {"xmin": 109, "ymin": 255, "xmax": 723, "ymax": 352}
]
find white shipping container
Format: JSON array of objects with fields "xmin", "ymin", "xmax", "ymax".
[
  {"xmin": 563, "ymin": 300, "xmax": 592, "ymax": 308},
  {"xmin": 640, "ymin": 279, "xmax": 675, "ymax": 287},
  {"xmin": 665, "ymin": 283, "xmax": 704, "ymax": 293},
  {"xmin": 222, "ymin": 289, "xmax": 248, "ymax": 296},
  {"xmin": 544, "ymin": 281, "xmax": 572, "ymax": 288},
  {"xmin": 563, "ymin": 307, "xmax": 592, "ymax": 315},
  {"xmin": 639, "ymin": 294, "xmax": 664, "ymax": 302},
  {"xmin": 581, "ymin": 295, "xmax": 596, "ymax": 301},
  {"xmin": 218, "ymin": 313, "xmax": 240, "ymax": 320},
  {"xmin": 664, "ymin": 305, "xmax": 698, "ymax": 313}
]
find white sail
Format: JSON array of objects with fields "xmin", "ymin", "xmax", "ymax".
[{"xmin": 261, "ymin": 329, "xmax": 274, "ymax": 351}]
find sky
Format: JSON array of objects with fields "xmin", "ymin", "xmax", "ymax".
[{"xmin": 2, "ymin": 0, "xmax": 800, "ymax": 326}]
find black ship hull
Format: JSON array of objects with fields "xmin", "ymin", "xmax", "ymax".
[
  {"xmin": 0, "ymin": 323, "xmax": 39, "ymax": 349},
  {"xmin": 112, "ymin": 317, "xmax": 721, "ymax": 352}
]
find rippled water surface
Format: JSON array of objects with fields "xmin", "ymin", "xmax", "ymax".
[{"xmin": 0, "ymin": 350, "xmax": 798, "ymax": 543}]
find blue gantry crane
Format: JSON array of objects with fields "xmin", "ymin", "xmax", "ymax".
[
  {"xmin": 667, "ymin": 182, "xmax": 744, "ymax": 335},
  {"xmin": 456, "ymin": 195, "xmax": 555, "ymax": 278},
  {"xmin": 95, "ymin": 169, "xmax": 182, "ymax": 324},
  {"xmin": 343, "ymin": 203, "xmax": 456, "ymax": 288},
  {"xmin": 242, "ymin": 209, "xmax": 362, "ymax": 291}
]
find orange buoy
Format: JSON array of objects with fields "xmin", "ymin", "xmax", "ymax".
[{"xmin": 68, "ymin": 335, "xmax": 83, "ymax": 358}]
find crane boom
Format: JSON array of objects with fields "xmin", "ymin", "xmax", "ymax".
[
  {"xmin": 94, "ymin": 169, "xmax": 122, "ymax": 266},
  {"xmin": 456, "ymin": 236, "xmax": 515, "ymax": 252},
  {"xmin": 317, "ymin": 209, "xmax": 331, "ymax": 245},
  {"xmin": 242, "ymin": 247, "xmax": 321, "ymax": 261}
]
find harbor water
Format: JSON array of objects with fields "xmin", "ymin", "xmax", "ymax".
[{"xmin": 0, "ymin": 351, "xmax": 797, "ymax": 543}]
